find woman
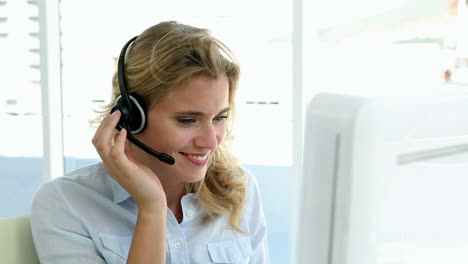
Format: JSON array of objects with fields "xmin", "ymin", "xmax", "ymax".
[{"xmin": 31, "ymin": 21, "xmax": 269, "ymax": 263}]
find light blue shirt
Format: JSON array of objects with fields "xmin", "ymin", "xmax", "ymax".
[{"xmin": 31, "ymin": 162, "xmax": 269, "ymax": 263}]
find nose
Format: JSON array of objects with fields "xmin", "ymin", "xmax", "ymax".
[{"xmin": 194, "ymin": 123, "xmax": 219, "ymax": 150}]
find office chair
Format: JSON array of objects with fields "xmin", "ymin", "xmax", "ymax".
[{"xmin": 0, "ymin": 215, "xmax": 39, "ymax": 264}]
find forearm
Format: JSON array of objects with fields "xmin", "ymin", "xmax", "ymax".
[{"xmin": 127, "ymin": 206, "xmax": 167, "ymax": 264}]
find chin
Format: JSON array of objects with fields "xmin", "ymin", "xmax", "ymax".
[
  {"xmin": 182, "ymin": 167, "xmax": 208, "ymax": 183},
  {"xmin": 169, "ymin": 154, "xmax": 212, "ymax": 183},
  {"xmin": 192, "ymin": 170, "xmax": 209, "ymax": 182}
]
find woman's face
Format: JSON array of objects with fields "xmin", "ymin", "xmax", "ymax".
[{"xmin": 132, "ymin": 74, "xmax": 230, "ymax": 187}]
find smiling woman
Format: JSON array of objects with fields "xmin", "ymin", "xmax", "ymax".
[{"xmin": 30, "ymin": 21, "xmax": 269, "ymax": 264}]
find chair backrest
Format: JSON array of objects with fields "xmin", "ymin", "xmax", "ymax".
[{"xmin": 0, "ymin": 215, "xmax": 39, "ymax": 264}]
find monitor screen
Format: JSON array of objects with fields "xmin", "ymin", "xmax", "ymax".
[{"xmin": 297, "ymin": 92, "xmax": 468, "ymax": 264}]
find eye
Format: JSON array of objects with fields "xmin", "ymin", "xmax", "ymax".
[
  {"xmin": 213, "ymin": 115, "xmax": 228, "ymax": 123},
  {"xmin": 178, "ymin": 118, "xmax": 196, "ymax": 125}
]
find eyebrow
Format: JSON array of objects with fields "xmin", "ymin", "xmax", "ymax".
[{"xmin": 173, "ymin": 107, "xmax": 231, "ymax": 116}]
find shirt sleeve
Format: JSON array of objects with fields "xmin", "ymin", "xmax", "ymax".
[
  {"xmin": 244, "ymin": 170, "xmax": 270, "ymax": 264},
  {"xmin": 30, "ymin": 181, "xmax": 106, "ymax": 264}
]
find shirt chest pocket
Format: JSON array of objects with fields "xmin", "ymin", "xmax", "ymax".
[
  {"xmin": 98, "ymin": 233, "xmax": 132, "ymax": 264},
  {"xmin": 207, "ymin": 238, "xmax": 254, "ymax": 264}
]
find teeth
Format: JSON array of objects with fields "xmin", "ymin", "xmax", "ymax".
[{"xmin": 187, "ymin": 154, "xmax": 208, "ymax": 161}]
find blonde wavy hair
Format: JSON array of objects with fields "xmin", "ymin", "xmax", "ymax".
[{"xmin": 97, "ymin": 21, "xmax": 247, "ymax": 233}]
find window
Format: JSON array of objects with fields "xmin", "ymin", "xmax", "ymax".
[
  {"xmin": 0, "ymin": 0, "xmax": 42, "ymax": 218},
  {"xmin": 303, "ymin": 0, "xmax": 459, "ymax": 104}
]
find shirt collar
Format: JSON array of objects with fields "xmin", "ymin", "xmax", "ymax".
[{"xmin": 106, "ymin": 173, "xmax": 131, "ymax": 204}]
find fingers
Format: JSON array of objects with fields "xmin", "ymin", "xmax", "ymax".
[
  {"xmin": 110, "ymin": 127, "xmax": 128, "ymax": 164},
  {"xmin": 92, "ymin": 111, "xmax": 122, "ymax": 162},
  {"xmin": 93, "ymin": 111, "xmax": 137, "ymax": 174},
  {"xmin": 124, "ymin": 135, "xmax": 141, "ymax": 166},
  {"xmin": 92, "ymin": 114, "xmax": 110, "ymax": 145},
  {"xmin": 93, "ymin": 111, "xmax": 121, "ymax": 154}
]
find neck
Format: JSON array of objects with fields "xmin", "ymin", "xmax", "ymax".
[
  {"xmin": 164, "ymin": 183, "xmax": 186, "ymax": 208},
  {"xmin": 162, "ymin": 181, "xmax": 186, "ymax": 223}
]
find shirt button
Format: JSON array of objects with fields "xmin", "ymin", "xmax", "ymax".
[
  {"xmin": 187, "ymin": 210, "xmax": 194, "ymax": 217},
  {"xmin": 175, "ymin": 242, "xmax": 182, "ymax": 248}
]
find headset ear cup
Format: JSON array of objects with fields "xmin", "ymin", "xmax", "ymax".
[
  {"xmin": 128, "ymin": 93, "xmax": 147, "ymax": 134},
  {"xmin": 111, "ymin": 96, "xmax": 130, "ymax": 128}
]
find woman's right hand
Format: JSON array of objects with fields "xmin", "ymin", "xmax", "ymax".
[{"xmin": 92, "ymin": 111, "xmax": 167, "ymax": 211}]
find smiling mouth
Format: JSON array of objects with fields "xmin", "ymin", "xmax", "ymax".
[
  {"xmin": 180, "ymin": 152, "xmax": 210, "ymax": 165},
  {"xmin": 181, "ymin": 152, "xmax": 209, "ymax": 160}
]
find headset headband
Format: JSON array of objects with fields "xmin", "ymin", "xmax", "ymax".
[{"xmin": 117, "ymin": 36, "xmax": 138, "ymax": 113}]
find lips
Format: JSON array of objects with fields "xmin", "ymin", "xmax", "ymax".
[{"xmin": 180, "ymin": 152, "xmax": 210, "ymax": 166}]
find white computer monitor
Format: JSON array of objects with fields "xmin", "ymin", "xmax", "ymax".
[{"xmin": 297, "ymin": 92, "xmax": 468, "ymax": 264}]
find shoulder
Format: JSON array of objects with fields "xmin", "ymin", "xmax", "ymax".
[
  {"xmin": 56, "ymin": 162, "xmax": 110, "ymax": 191},
  {"xmin": 31, "ymin": 162, "xmax": 113, "ymax": 213},
  {"xmin": 242, "ymin": 167, "xmax": 261, "ymax": 202},
  {"xmin": 241, "ymin": 167, "xmax": 265, "ymax": 220},
  {"xmin": 239, "ymin": 167, "xmax": 269, "ymax": 259},
  {"xmin": 30, "ymin": 163, "xmax": 134, "ymax": 263}
]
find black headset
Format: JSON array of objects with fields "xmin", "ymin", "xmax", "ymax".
[{"xmin": 111, "ymin": 36, "xmax": 175, "ymax": 165}]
